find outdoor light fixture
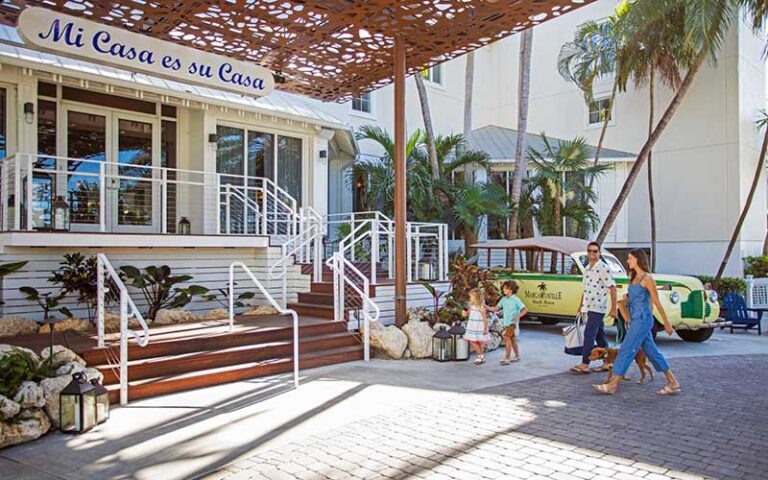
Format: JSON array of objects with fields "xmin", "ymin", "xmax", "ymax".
[
  {"xmin": 178, "ymin": 216, "xmax": 191, "ymax": 235},
  {"xmin": 208, "ymin": 133, "xmax": 218, "ymax": 144},
  {"xmin": 52, "ymin": 196, "xmax": 70, "ymax": 231},
  {"xmin": 319, "ymin": 149, "xmax": 327, "ymax": 159},
  {"xmin": 90, "ymin": 378, "xmax": 110, "ymax": 425},
  {"xmin": 23, "ymin": 102, "xmax": 34, "ymax": 124},
  {"xmin": 272, "ymin": 72, "xmax": 286, "ymax": 84},
  {"xmin": 432, "ymin": 325, "xmax": 454, "ymax": 362},
  {"xmin": 59, "ymin": 373, "xmax": 97, "ymax": 434},
  {"xmin": 449, "ymin": 322, "xmax": 469, "ymax": 361}
]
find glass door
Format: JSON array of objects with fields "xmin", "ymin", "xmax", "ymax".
[{"xmin": 111, "ymin": 116, "xmax": 157, "ymax": 232}]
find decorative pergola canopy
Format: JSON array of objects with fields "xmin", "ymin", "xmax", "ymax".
[{"xmin": 0, "ymin": 0, "xmax": 595, "ymax": 102}]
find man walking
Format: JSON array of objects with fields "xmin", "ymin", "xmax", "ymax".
[{"xmin": 570, "ymin": 241, "xmax": 617, "ymax": 374}]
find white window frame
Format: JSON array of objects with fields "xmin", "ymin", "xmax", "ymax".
[
  {"xmin": 350, "ymin": 91, "xmax": 375, "ymax": 119},
  {"xmin": 586, "ymin": 95, "xmax": 615, "ymax": 130},
  {"xmin": 421, "ymin": 64, "xmax": 443, "ymax": 86}
]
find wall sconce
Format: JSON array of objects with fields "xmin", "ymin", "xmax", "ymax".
[
  {"xmin": 23, "ymin": 102, "xmax": 34, "ymax": 125},
  {"xmin": 319, "ymin": 150, "xmax": 327, "ymax": 159},
  {"xmin": 208, "ymin": 133, "xmax": 218, "ymax": 144}
]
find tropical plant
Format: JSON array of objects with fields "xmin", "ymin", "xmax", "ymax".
[
  {"xmin": 446, "ymin": 256, "xmax": 500, "ymax": 306},
  {"xmin": 452, "ymin": 181, "xmax": 511, "ymax": 255},
  {"xmin": 526, "ymin": 135, "xmax": 610, "ymax": 239},
  {"xmin": 694, "ymin": 275, "xmax": 747, "ymax": 299},
  {"xmin": 745, "ymin": 256, "xmax": 768, "ymax": 278},
  {"xmin": 0, "ymin": 348, "xmax": 56, "ymax": 401},
  {"xmin": 507, "ymin": 27, "xmax": 534, "ymax": 242},
  {"xmin": 18, "ymin": 287, "xmax": 72, "ymax": 321},
  {"xmin": 201, "ymin": 286, "xmax": 255, "ymax": 313},
  {"xmin": 119, "ymin": 265, "xmax": 209, "ymax": 320},
  {"xmin": 716, "ymin": 108, "xmax": 768, "ymax": 280},
  {"xmin": 0, "ymin": 261, "xmax": 27, "ymax": 278},
  {"xmin": 596, "ymin": 0, "xmax": 741, "ymax": 245},
  {"xmin": 414, "ymin": 72, "xmax": 439, "ymax": 179},
  {"xmin": 49, "ymin": 253, "xmax": 100, "ymax": 322},
  {"xmin": 422, "ymin": 282, "xmax": 447, "ymax": 323}
]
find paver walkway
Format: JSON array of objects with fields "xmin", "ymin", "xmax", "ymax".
[{"xmin": 209, "ymin": 355, "xmax": 768, "ymax": 480}]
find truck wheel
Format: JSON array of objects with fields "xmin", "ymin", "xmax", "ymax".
[
  {"xmin": 538, "ymin": 318, "xmax": 561, "ymax": 326},
  {"xmin": 676, "ymin": 327, "xmax": 714, "ymax": 343}
]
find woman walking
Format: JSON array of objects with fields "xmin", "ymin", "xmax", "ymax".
[{"xmin": 594, "ymin": 249, "xmax": 681, "ymax": 395}]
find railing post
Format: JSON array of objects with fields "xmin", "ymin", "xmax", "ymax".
[
  {"xmin": 413, "ymin": 225, "xmax": 421, "ymax": 281},
  {"xmin": 350, "ymin": 212, "xmax": 356, "ymax": 262},
  {"xmin": 13, "ymin": 156, "xmax": 21, "ymax": 230},
  {"xmin": 371, "ymin": 220, "xmax": 379, "ymax": 285},
  {"xmin": 119, "ymin": 291, "xmax": 128, "ymax": 406},
  {"xmin": 228, "ymin": 263, "xmax": 235, "ymax": 332},
  {"xmin": 97, "ymin": 256, "xmax": 105, "ymax": 348},
  {"xmin": 440, "ymin": 224, "xmax": 448, "ymax": 281},
  {"xmin": 99, "ymin": 163, "xmax": 106, "ymax": 232},
  {"xmin": 388, "ymin": 221, "xmax": 394, "ymax": 279},
  {"xmin": 1, "ymin": 160, "xmax": 7, "ymax": 231},
  {"xmin": 214, "ymin": 175, "xmax": 222, "ymax": 235},
  {"xmin": 25, "ymin": 155, "xmax": 33, "ymax": 231},
  {"xmin": 161, "ymin": 169, "xmax": 168, "ymax": 234},
  {"xmin": 406, "ymin": 223, "xmax": 413, "ymax": 283},
  {"xmin": 746, "ymin": 274, "xmax": 755, "ymax": 309},
  {"xmin": 225, "ymin": 185, "xmax": 231, "ymax": 235},
  {"xmin": 261, "ymin": 187, "xmax": 268, "ymax": 235},
  {"xmin": 362, "ymin": 275, "xmax": 370, "ymax": 362}
]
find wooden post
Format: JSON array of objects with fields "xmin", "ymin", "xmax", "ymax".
[{"xmin": 394, "ymin": 37, "xmax": 407, "ymax": 326}]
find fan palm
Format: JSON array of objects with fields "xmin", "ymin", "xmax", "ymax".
[{"xmin": 452, "ymin": 181, "xmax": 511, "ymax": 255}]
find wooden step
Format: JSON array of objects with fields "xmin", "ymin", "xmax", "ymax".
[
  {"xmin": 82, "ymin": 321, "xmax": 348, "ymax": 365},
  {"xmin": 310, "ymin": 282, "xmax": 377, "ymax": 296},
  {"xmin": 107, "ymin": 346, "xmax": 364, "ymax": 403},
  {"xmin": 298, "ymin": 291, "xmax": 335, "ymax": 305},
  {"xmin": 97, "ymin": 332, "xmax": 358, "ymax": 384},
  {"xmin": 287, "ymin": 302, "xmax": 335, "ymax": 319}
]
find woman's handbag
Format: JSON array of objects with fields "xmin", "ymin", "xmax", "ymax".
[{"xmin": 563, "ymin": 313, "xmax": 585, "ymax": 356}]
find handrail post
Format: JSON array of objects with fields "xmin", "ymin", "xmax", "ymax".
[
  {"xmin": 25, "ymin": 155, "xmax": 33, "ymax": 231},
  {"xmin": 99, "ymin": 163, "xmax": 106, "ymax": 232},
  {"xmin": 261, "ymin": 187, "xmax": 268, "ymax": 235},
  {"xmin": 97, "ymin": 256, "xmax": 105, "ymax": 348},
  {"xmin": 225, "ymin": 184, "xmax": 231, "ymax": 234},
  {"xmin": 439, "ymin": 224, "xmax": 447, "ymax": 281},
  {"xmin": 350, "ymin": 212, "xmax": 356, "ymax": 262},
  {"xmin": 228, "ymin": 263, "xmax": 235, "ymax": 332},
  {"xmin": 1, "ymin": 160, "xmax": 8, "ymax": 231},
  {"xmin": 362, "ymin": 275, "xmax": 371, "ymax": 362},
  {"xmin": 406, "ymin": 223, "xmax": 413, "ymax": 283},
  {"xmin": 119, "ymin": 291, "xmax": 128, "ymax": 406},
  {"xmin": 371, "ymin": 220, "xmax": 379, "ymax": 285},
  {"xmin": 414, "ymin": 225, "xmax": 421, "ymax": 281},
  {"xmin": 314, "ymin": 226, "xmax": 322, "ymax": 283},
  {"xmin": 215, "ymin": 174, "xmax": 221, "ymax": 234},
  {"xmin": 388, "ymin": 221, "xmax": 394, "ymax": 279},
  {"xmin": 13, "ymin": 156, "xmax": 21, "ymax": 230},
  {"xmin": 161, "ymin": 169, "xmax": 168, "ymax": 234}
]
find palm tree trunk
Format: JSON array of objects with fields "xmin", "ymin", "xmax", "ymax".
[
  {"xmin": 595, "ymin": 46, "xmax": 708, "ymax": 245},
  {"xmin": 462, "ymin": 51, "xmax": 475, "ymax": 166},
  {"xmin": 507, "ymin": 28, "xmax": 534, "ymax": 248},
  {"xmin": 588, "ymin": 79, "xmax": 619, "ymax": 190},
  {"xmin": 648, "ymin": 67, "xmax": 657, "ymax": 271},
  {"xmin": 715, "ymin": 122, "xmax": 768, "ymax": 281},
  {"xmin": 414, "ymin": 73, "xmax": 439, "ymax": 179},
  {"xmin": 763, "ymin": 215, "xmax": 768, "ymax": 255}
]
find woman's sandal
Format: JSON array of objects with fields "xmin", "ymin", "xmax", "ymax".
[
  {"xmin": 657, "ymin": 384, "xmax": 682, "ymax": 395},
  {"xmin": 593, "ymin": 384, "xmax": 617, "ymax": 395},
  {"xmin": 474, "ymin": 356, "xmax": 486, "ymax": 365},
  {"xmin": 591, "ymin": 364, "xmax": 611, "ymax": 373}
]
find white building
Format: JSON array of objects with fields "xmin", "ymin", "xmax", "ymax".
[{"xmin": 323, "ymin": 0, "xmax": 767, "ymax": 278}]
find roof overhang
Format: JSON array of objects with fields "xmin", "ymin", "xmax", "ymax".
[
  {"xmin": 472, "ymin": 236, "xmax": 591, "ymax": 255},
  {"xmin": 0, "ymin": 1, "xmax": 597, "ymax": 102}
]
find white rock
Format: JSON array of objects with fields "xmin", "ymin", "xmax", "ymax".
[
  {"xmin": 242, "ymin": 305, "xmax": 278, "ymax": 316},
  {"xmin": 103, "ymin": 312, "xmax": 143, "ymax": 331},
  {"xmin": 85, "ymin": 368, "xmax": 104, "ymax": 384},
  {"xmin": 203, "ymin": 308, "xmax": 229, "ymax": 320},
  {"xmin": 403, "ymin": 348, "xmax": 412, "ymax": 359},
  {"xmin": 154, "ymin": 309, "xmax": 199, "ymax": 325},
  {"xmin": 0, "ymin": 316, "xmax": 39, "ymax": 338},
  {"xmin": 0, "ymin": 395, "xmax": 20, "ymax": 421},
  {"xmin": 0, "ymin": 409, "xmax": 51, "ymax": 449},
  {"xmin": 367, "ymin": 321, "xmax": 407, "ymax": 359},
  {"xmin": 41, "ymin": 345, "xmax": 86, "ymax": 368},
  {"xmin": 55, "ymin": 361, "xmax": 87, "ymax": 377},
  {"xmin": 40, "ymin": 375, "xmax": 72, "ymax": 429},
  {"xmin": 38, "ymin": 318, "xmax": 92, "ymax": 334},
  {"xmin": 12, "ymin": 382, "xmax": 46, "ymax": 409},
  {"xmin": 401, "ymin": 319, "xmax": 434, "ymax": 359},
  {"xmin": 0, "ymin": 345, "xmax": 40, "ymax": 365},
  {"xmin": 484, "ymin": 332, "xmax": 502, "ymax": 353}
]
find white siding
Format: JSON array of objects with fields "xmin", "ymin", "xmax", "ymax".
[{"xmin": 372, "ymin": 282, "xmax": 451, "ymax": 326}]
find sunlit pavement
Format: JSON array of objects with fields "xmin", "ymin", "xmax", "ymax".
[{"xmin": 1, "ymin": 327, "xmax": 766, "ymax": 480}]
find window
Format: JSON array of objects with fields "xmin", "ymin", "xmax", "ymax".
[
  {"xmin": 588, "ymin": 97, "xmax": 612, "ymax": 126},
  {"xmin": 351, "ymin": 92, "xmax": 372, "ymax": 113},
  {"xmin": 421, "ymin": 65, "xmax": 443, "ymax": 84}
]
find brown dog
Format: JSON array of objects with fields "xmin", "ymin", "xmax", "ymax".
[{"xmin": 589, "ymin": 347, "xmax": 654, "ymax": 384}]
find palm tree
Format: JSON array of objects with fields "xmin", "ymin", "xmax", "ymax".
[
  {"xmin": 452, "ymin": 182, "xmax": 511, "ymax": 255},
  {"xmin": 463, "ymin": 51, "xmax": 475, "ymax": 158},
  {"xmin": 414, "ymin": 72, "xmax": 439, "ymax": 179},
  {"xmin": 558, "ymin": 10, "xmax": 624, "ymax": 183},
  {"xmin": 507, "ymin": 28, "xmax": 534, "ymax": 244},
  {"xmin": 526, "ymin": 135, "xmax": 610, "ymax": 239},
  {"xmin": 596, "ymin": 0, "xmax": 739, "ymax": 245}
]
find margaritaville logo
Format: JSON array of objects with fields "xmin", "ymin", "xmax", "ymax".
[
  {"xmin": 17, "ymin": 7, "xmax": 275, "ymax": 98},
  {"xmin": 524, "ymin": 282, "xmax": 563, "ymax": 301}
]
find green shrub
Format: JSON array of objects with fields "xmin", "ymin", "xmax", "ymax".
[
  {"xmin": 120, "ymin": 265, "xmax": 209, "ymax": 320},
  {"xmin": 695, "ymin": 275, "xmax": 747, "ymax": 298},
  {"xmin": 0, "ymin": 348, "xmax": 56, "ymax": 401},
  {"xmin": 745, "ymin": 256, "xmax": 768, "ymax": 278}
]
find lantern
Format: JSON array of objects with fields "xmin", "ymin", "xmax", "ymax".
[
  {"xmin": 449, "ymin": 322, "xmax": 470, "ymax": 361},
  {"xmin": 59, "ymin": 372, "xmax": 97, "ymax": 434},
  {"xmin": 178, "ymin": 216, "xmax": 191, "ymax": 235},
  {"xmin": 432, "ymin": 326, "xmax": 454, "ymax": 362},
  {"xmin": 90, "ymin": 379, "xmax": 110, "ymax": 425},
  {"xmin": 53, "ymin": 196, "xmax": 70, "ymax": 231}
]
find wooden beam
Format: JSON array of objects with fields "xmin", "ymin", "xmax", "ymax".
[{"xmin": 394, "ymin": 37, "xmax": 407, "ymax": 327}]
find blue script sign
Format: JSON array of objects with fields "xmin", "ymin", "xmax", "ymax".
[{"xmin": 18, "ymin": 7, "xmax": 274, "ymax": 97}]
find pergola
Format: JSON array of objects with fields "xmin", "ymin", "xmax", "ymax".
[{"xmin": 0, "ymin": 0, "xmax": 596, "ymax": 324}]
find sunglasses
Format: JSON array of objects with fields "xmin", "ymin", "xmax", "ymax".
[{"xmin": 588, "ymin": 249, "xmax": 599, "ymax": 253}]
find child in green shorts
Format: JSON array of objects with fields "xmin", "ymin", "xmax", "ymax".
[{"xmin": 487, "ymin": 280, "xmax": 527, "ymax": 365}]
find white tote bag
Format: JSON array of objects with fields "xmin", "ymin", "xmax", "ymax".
[{"xmin": 563, "ymin": 313, "xmax": 585, "ymax": 356}]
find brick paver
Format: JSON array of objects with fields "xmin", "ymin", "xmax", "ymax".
[{"xmin": 205, "ymin": 355, "xmax": 768, "ymax": 480}]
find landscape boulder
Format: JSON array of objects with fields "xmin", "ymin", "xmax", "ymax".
[
  {"xmin": 367, "ymin": 321, "xmax": 408, "ymax": 359},
  {"xmin": 0, "ymin": 316, "xmax": 39, "ymax": 338},
  {"xmin": 0, "ymin": 409, "xmax": 51, "ymax": 449},
  {"xmin": 55, "ymin": 361, "xmax": 87, "ymax": 377},
  {"xmin": 0, "ymin": 344, "xmax": 40, "ymax": 365},
  {"xmin": 401, "ymin": 319, "xmax": 434, "ymax": 358},
  {"xmin": 484, "ymin": 332, "xmax": 502, "ymax": 353},
  {"xmin": 203, "ymin": 308, "xmax": 229, "ymax": 320},
  {"xmin": 39, "ymin": 318, "xmax": 92, "ymax": 334},
  {"xmin": 13, "ymin": 382, "xmax": 46, "ymax": 409},
  {"xmin": 41, "ymin": 345, "xmax": 86, "ymax": 369},
  {"xmin": 154, "ymin": 309, "xmax": 199, "ymax": 325},
  {"xmin": 0, "ymin": 395, "xmax": 20, "ymax": 421}
]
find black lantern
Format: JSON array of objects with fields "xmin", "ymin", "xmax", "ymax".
[
  {"xmin": 432, "ymin": 326, "xmax": 454, "ymax": 362},
  {"xmin": 59, "ymin": 372, "xmax": 97, "ymax": 434},
  {"xmin": 90, "ymin": 379, "xmax": 110, "ymax": 425},
  {"xmin": 178, "ymin": 216, "xmax": 191, "ymax": 235},
  {"xmin": 53, "ymin": 196, "xmax": 70, "ymax": 231},
  {"xmin": 449, "ymin": 322, "xmax": 470, "ymax": 361}
]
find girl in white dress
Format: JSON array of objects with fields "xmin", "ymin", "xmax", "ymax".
[{"xmin": 463, "ymin": 288, "xmax": 489, "ymax": 364}]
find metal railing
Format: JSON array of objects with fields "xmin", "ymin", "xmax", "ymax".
[
  {"xmin": 326, "ymin": 252, "xmax": 376, "ymax": 361},
  {"xmin": 229, "ymin": 261, "xmax": 300, "ymax": 388},
  {"xmin": 96, "ymin": 253, "xmax": 150, "ymax": 406}
]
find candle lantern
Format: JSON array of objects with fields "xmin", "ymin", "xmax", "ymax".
[
  {"xmin": 178, "ymin": 216, "xmax": 191, "ymax": 235},
  {"xmin": 59, "ymin": 372, "xmax": 97, "ymax": 434},
  {"xmin": 53, "ymin": 196, "xmax": 70, "ymax": 231},
  {"xmin": 432, "ymin": 326, "xmax": 454, "ymax": 362},
  {"xmin": 90, "ymin": 378, "xmax": 110, "ymax": 424},
  {"xmin": 449, "ymin": 322, "xmax": 470, "ymax": 361}
]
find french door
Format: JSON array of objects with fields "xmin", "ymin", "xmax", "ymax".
[{"xmin": 62, "ymin": 105, "xmax": 160, "ymax": 232}]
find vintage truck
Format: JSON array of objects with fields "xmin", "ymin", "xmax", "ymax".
[{"xmin": 472, "ymin": 237, "xmax": 725, "ymax": 342}]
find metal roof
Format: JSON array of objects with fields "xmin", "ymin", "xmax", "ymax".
[{"xmin": 466, "ymin": 125, "xmax": 635, "ymax": 162}]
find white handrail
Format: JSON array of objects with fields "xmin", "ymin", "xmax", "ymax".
[
  {"xmin": 96, "ymin": 253, "xmax": 150, "ymax": 406},
  {"xmin": 229, "ymin": 261, "xmax": 300, "ymax": 388},
  {"xmin": 269, "ymin": 222, "xmax": 323, "ymax": 306}
]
